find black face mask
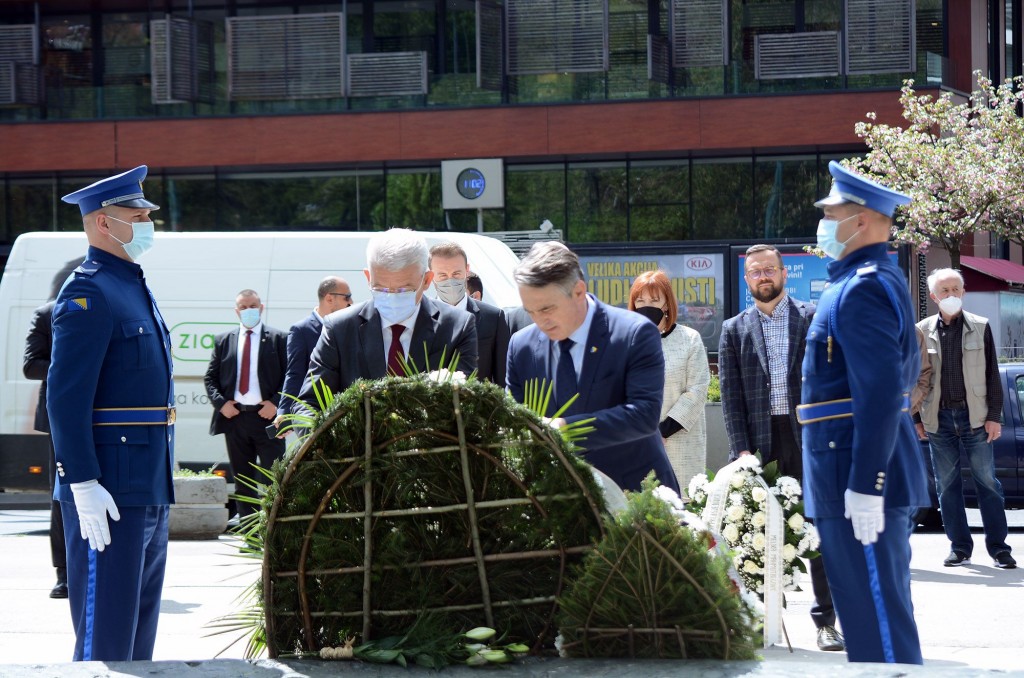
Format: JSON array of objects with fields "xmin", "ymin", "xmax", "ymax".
[{"xmin": 635, "ymin": 306, "xmax": 665, "ymax": 326}]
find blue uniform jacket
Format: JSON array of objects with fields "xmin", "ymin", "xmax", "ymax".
[
  {"xmin": 506, "ymin": 297, "xmax": 679, "ymax": 493},
  {"xmin": 800, "ymin": 243, "xmax": 928, "ymax": 518},
  {"xmin": 47, "ymin": 247, "xmax": 175, "ymax": 506}
]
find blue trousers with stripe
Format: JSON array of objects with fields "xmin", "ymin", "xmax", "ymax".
[
  {"xmin": 815, "ymin": 508, "xmax": 923, "ymax": 664},
  {"xmin": 62, "ymin": 502, "xmax": 169, "ymax": 661}
]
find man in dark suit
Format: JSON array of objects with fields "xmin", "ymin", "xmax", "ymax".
[
  {"xmin": 298, "ymin": 228, "xmax": 478, "ymax": 407},
  {"xmin": 204, "ymin": 290, "xmax": 288, "ymax": 519},
  {"xmin": 428, "ymin": 242, "xmax": 509, "ymax": 384},
  {"xmin": 505, "ymin": 241, "xmax": 678, "ymax": 494},
  {"xmin": 718, "ymin": 243, "xmax": 841, "ymax": 652},
  {"xmin": 276, "ymin": 276, "xmax": 352, "ymax": 422},
  {"xmin": 23, "ymin": 299, "xmax": 68, "ymax": 599}
]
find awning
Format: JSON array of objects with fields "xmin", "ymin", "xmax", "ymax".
[{"xmin": 960, "ymin": 255, "xmax": 1024, "ymax": 286}]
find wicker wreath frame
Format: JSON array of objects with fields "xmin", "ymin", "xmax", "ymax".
[{"xmin": 260, "ymin": 378, "xmax": 607, "ymax": 658}]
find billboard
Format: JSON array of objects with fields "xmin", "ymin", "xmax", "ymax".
[
  {"xmin": 735, "ymin": 249, "xmax": 898, "ymax": 310},
  {"xmin": 577, "ymin": 251, "xmax": 725, "ymax": 353}
]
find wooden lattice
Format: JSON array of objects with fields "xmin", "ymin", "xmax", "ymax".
[{"xmin": 260, "ymin": 377, "xmax": 606, "ymax": 657}]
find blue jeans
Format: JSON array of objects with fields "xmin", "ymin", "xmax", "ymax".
[{"xmin": 927, "ymin": 408, "xmax": 1011, "ymax": 558}]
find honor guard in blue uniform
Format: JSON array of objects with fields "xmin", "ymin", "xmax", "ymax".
[
  {"xmin": 797, "ymin": 161, "xmax": 929, "ymax": 664},
  {"xmin": 48, "ymin": 166, "xmax": 175, "ymax": 662}
]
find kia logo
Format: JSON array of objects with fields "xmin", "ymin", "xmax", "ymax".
[{"xmin": 687, "ymin": 257, "xmax": 713, "ymax": 271}]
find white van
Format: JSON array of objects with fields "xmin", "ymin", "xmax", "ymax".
[{"xmin": 0, "ymin": 231, "xmax": 521, "ymax": 491}]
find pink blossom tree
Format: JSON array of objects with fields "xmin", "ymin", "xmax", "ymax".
[{"xmin": 847, "ymin": 72, "xmax": 1024, "ymax": 269}]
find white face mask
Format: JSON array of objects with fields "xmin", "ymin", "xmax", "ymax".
[{"xmin": 938, "ymin": 295, "xmax": 962, "ymax": 316}]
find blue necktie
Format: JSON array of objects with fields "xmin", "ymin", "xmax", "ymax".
[{"xmin": 554, "ymin": 338, "xmax": 577, "ymax": 415}]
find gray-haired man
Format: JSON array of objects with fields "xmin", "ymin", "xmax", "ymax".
[{"xmin": 298, "ymin": 228, "xmax": 478, "ymax": 404}]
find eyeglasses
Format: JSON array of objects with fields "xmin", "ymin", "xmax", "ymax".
[
  {"xmin": 746, "ymin": 266, "xmax": 779, "ymax": 280},
  {"xmin": 327, "ymin": 292, "xmax": 353, "ymax": 301},
  {"xmin": 370, "ymin": 286, "xmax": 417, "ymax": 294}
]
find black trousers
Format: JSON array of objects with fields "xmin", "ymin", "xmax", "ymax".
[
  {"xmin": 223, "ymin": 411, "xmax": 286, "ymax": 518},
  {"xmin": 771, "ymin": 414, "xmax": 836, "ymax": 629}
]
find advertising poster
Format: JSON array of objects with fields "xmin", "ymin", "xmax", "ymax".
[
  {"xmin": 577, "ymin": 252, "xmax": 725, "ymax": 353},
  {"xmin": 736, "ymin": 250, "xmax": 898, "ymax": 310}
]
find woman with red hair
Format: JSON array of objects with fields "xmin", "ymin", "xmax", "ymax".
[{"xmin": 628, "ymin": 270, "xmax": 710, "ymax": 494}]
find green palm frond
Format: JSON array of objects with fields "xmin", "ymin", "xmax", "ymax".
[{"xmin": 521, "ymin": 378, "xmax": 595, "ymax": 444}]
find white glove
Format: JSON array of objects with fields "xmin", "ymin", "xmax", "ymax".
[
  {"xmin": 844, "ymin": 489, "xmax": 885, "ymax": 545},
  {"xmin": 70, "ymin": 480, "xmax": 120, "ymax": 551}
]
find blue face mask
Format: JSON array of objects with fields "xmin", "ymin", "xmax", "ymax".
[
  {"xmin": 106, "ymin": 215, "xmax": 155, "ymax": 261},
  {"xmin": 239, "ymin": 308, "xmax": 261, "ymax": 328},
  {"xmin": 372, "ymin": 289, "xmax": 419, "ymax": 326},
  {"xmin": 816, "ymin": 213, "xmax": 860, "ymax": 260}
]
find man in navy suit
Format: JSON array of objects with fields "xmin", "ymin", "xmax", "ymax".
[
  {"xmin": 276, "ymin": 276, "xmax": 352, "ymax": 421},
  {"xmin": 298, "ymin": 228, "xmax": 478, "ymax": 406},
  {"xmin": 798, "ymin": 161, "xmax": 929, "ymax": 664},
  {"xmin": 719, "ymin": 243, "xmax": 842, "ymax": 652},
  {"xmin": 50, "ymin": 166, "xmax": 174, "ymax": 661},
  {"xmin": 505, "ymin": 242, "xmax": 678, "ymax": 494},
  {"xmin": 204, "ymin": 290, "xmax": 288, "ymax": 519},
  {"xmin": 428, "ymin": 242, "xmax": 510, "ymax": 384}
]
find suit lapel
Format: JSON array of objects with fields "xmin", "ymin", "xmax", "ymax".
[
  {"xmin": 358, "ymin": 303, "xmax": 386, "ymax": 378},
  {"xmin": 409, "ymin": 300, "xmax": 440, "ymax": 371},
  {"xmin": 575, "ymin": 302, "xmax": 610, "ymax": 406},
  {"xmin": 747, "ymin": 309, "xmax": 769, "ymax": 375},
  {"xmin": 785, "ymin": 298, "xmax": 803, "ymax": 374},
  {"xmin": 225, "ymin": 329, "xmax": 238, "ymax": 391}
]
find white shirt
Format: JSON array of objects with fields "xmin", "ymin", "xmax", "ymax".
[{"xmin": 234, "ymin": 322, "xmax": 263, "ymax": 404}]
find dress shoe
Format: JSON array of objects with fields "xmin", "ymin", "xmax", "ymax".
[
  {"xmin": 49, "ymin": 580, "xmax": 68, "ymax": 599},
  {"xmin": 993, "ymin": 551, "xmax": 1017, "ymax": 569},
  {"xmin": 816, "ymin": 625, "xmax": 845, "ymax": 651}
]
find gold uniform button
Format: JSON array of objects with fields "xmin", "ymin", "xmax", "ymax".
[
  {"xmin": 138, "ymin": 327, "xmax": 144, "ymax": 334},
  {"xmin": 875, "ymin": 483, "xmax": 884, "ymax": 490}
]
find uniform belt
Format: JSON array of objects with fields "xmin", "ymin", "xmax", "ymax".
[
  {"xmin": 93, "ymin": 406, "xmax": 176, "ymax": 426},
  {"xmin": 941, "ymin": 400, "xmax": 967, "ymax": 410},
  {"xmin": 796, "ymin": 395, "xmax": 910, "ymax": 425},
  {"xmin": 235, "ymin": 404, "xmax": 262, "ymax": 412}
]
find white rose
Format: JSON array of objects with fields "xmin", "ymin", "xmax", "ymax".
[
  {"xmin": 751, "ymin": 511, "xmax": 766, "ymax": 528},
  {"xmin": 783, "ymin": 544, "xmax": 797, "ymax": 562},
  {"xmin": 788, "ymin": 513, "xmax": 805, "ymax": 531},
  {"xmin": 727, "ymin": 505, "xmax": 746, "ymax": 522},
  {"xmin": 751, "ymin": 486, "xmax": 768, "ymax": 503},
  {"xmin": 723, "ymin": 524, "xmax": 740, "ymax": 544},
  {"xmin": 752, "ymin": 533, "xmax": 766, "ymax": 552},
  {"xmin": 729, "ymin": 492, "xmax": 743, "ymax": 504},
  {"xmin": 742, "ymin": 559, "xmax": 760, "ymax": 574},
  {"xmin": 688, "ymin": 474, "xmax": 708, "ymax": 498},
  {"xmin": 730, "ymin": 473, "xmax": 746, "ymax": 489}
]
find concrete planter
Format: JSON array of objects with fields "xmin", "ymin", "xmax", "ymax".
[
  {"xmin": 169, "ymin": 475, "xmax": 229, "ymax": 540},
  {"xmin": 704, "ymin": 402, "xmax": 730, "ymax": 476}
]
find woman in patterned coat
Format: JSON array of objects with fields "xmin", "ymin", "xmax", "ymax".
[{"xmin": 628, "ymin": 270, "xmax": 710, "ymax": 495}]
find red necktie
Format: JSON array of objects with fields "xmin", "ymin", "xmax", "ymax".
[
  {"xmin": 239, "ymin": 329, "xmax": 252, "ymax": 394},
  {"xmin": 387, "ymin": 324, "xmax": 405, "ymax": 376}
]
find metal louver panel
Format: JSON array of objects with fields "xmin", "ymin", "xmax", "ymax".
[
  {"xmin": 647, "ymin": 34, "xmax": 670, "ymax": 84},
  {"xmin": 347, "ymin": 52, "xmax": 427, "ymax": 97},
  {"xmin": 476, "ymin": 0, "xmax": 503, "ymax": 91},
  {"xmin": 151, "ymin": 17, "xmax": 204, "ymax": 104},
  {"xmin": 506, "ymin": 0, "xmax": 608, "ymax": 75},
  {"xmin": 755, "ymin": 32, "xmax": 840, "ymax": 79},
  {"xmin": 671, "ymin": 0, "xmax": 727, "ymax": 68},
  {"xmin": 845, "ymin": 0, "xmax": 915, "ymax": 75},
  {"xmin": 228, "ymin": 13, "xmax": 344, "ymax": 100},
  {"xmin": 0, "ymin": 24, "xmax": 39, "ymax": 106}
]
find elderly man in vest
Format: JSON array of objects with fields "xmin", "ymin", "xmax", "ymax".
[{"xmin": 915, "ymin": 268, "xmax": 1015, "ymax": 569}]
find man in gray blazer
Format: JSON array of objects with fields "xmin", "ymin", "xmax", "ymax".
[
  {"xmin": 718, "ymin": 243, "xmax": 841, "ymax": 652},
  {"xmin": 428, "ymin": 241, "xmax": 509, "ymax": 385},
  {"xmin": 298, "ymin": 229, "xmax": 478, "ymax": 406}
]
